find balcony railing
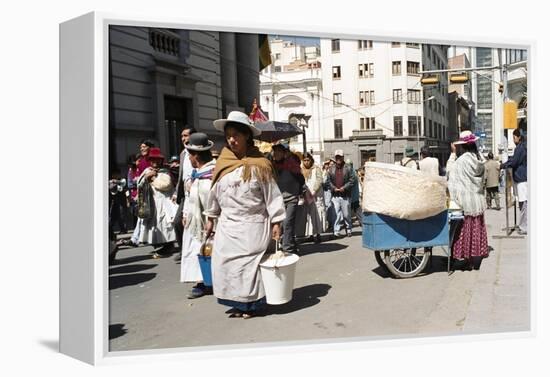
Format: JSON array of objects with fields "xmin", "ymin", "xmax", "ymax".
[{"xmin": 149, "ymin": 29, "xmax": 180, "ymax": 57}]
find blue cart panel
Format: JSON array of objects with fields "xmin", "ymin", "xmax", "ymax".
[{"xmin": 362, "ymin": 211, "xmax": 449, "ymax": 250}]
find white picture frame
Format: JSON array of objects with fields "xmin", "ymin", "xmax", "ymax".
[{"xmin": 59, "ymin": 11, "xmax": 535, "ymax": 366}]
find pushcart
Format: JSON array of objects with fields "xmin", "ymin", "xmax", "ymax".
[{"xmin": 362, "ymin": 210, "xmax": 464, "ymax": 278}]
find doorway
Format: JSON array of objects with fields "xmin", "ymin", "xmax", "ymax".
[{"xmin": 164, "ymin": 96, "xmax": 190, "ymax": 158}]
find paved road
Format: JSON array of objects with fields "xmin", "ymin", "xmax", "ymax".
[{"xmin": 109, "ymin": 208, "xmax": 529, "ymax": 352}]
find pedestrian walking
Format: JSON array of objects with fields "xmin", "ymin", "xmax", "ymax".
[
  {"xmin": 179, "ymin": 133, "xmax": 216, "ymax": 299},
  {"xmin": 204, "ymin": 111, "xmax": 286, "ymax": 319},
  {"xmin": 418, "ymin": 146, "xmax": 440, "ymax": 176},
  {"xmin": 400, "ymin": 146, "xmax": 419, "ymax": 170},
  {"xmin": 125, "ymin": 140, "xmax": 155, "ymax": 247},
  {"xmin": 484, "ymin": 152, "xmax": 501, "ymax": 210},
  {"xmin": 272, "ymin": 142, "xmax": 305, "ymax": 253},
  {"xmin": 448, "ymin": 130, "xmax": 489, "ymax": 270},
  {"xmin": 327, "ymin": 150, "xmax": 356, "ymax": 237},
  {"xmin": 301, "ymin": 153, "xmax": 323, "ymax": 243},
  {"xmin": 501, "ymin": 128, "xmax": 527, "ymax": 234},
  {"xmin": 109, "ymin": 168, "xmax": 129, "ymax": 234},
  {"xmin": 322, "ymin": 159, "xmax": 336, "ymax": 233},
  {"xmin": 173, "ymin": 126, "xmax": 197, "ymax": 260},
  {"xmin": 137, "ymin": 147, "xmax": 178, "ymax": 258}
]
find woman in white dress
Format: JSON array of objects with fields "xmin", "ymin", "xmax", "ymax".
[
  {"xmin": 179, "ymin": 133, "xmax": 216, "ymax": 298},
  {"xmin": 204, "ymin": 111, "xmax": 286, "ymax": 319},
  {"xmin": 136, "ymin": 147, "xmax": 178, "ymax": 258},
  {"xmin": 301, "ymin": 153, "xmax": 323, "ymax": 243}
]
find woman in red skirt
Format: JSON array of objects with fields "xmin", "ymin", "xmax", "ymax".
[{"xmin": 447, "ymin": 130, "xmax": 489, "ymax": 270}]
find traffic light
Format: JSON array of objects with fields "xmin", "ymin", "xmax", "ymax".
[
  {"xmin": 420, "ymin": 74, "xmax": 439, "ymax": 85},
  {"xmin": 449, "ymin": 73, "xmax": 469, "ymax": 84},
  {"xmin": 504, "ymin": 101, "xmax": 518, "ymax": 129}
]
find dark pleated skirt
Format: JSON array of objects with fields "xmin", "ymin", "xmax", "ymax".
[{"xmin": 452, "ymin": 214, "xmax": 489, "ymax": 260}]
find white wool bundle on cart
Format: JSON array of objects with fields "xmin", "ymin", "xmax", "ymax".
[{"xmin": 362, "ymin": 162, "xmax": 447, "ymax": 220}]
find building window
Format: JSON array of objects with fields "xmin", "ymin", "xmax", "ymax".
[
  {"xmin": 358, "ymin": 64, "xmax": 365, "ymax": 78},
  {"xmin": 427, "ymin": 45, "xmax": 431, "ymax": 58},
  {"xmin": 334, "ymin": 119, "xmax": 343, "ymax": 139},
  {"xmin": 333, "ymin": 93, "xmax": 342, "ymax": 106},
  {"xmin": 331, "ymin": 39, "xmax": 340, "ymax": 53},
  {"xmin": 406, "ymin": 42, "xmax": 420, "ymax": 48},
  {"xmin": 424, "ymin": 117, "xmax": 428, "ymax": 136},
  {"xmin": 358, "ymin": 40, "xmax": 373, "ymax": 50},
  {"xmin": 394, "ymin": 153, "xmax": 403, "ymax": 163},
  {"xmin": 275, "ymin": 53, "xmax": 281, "ymax": 59},
  {"xmin": 394, "ymin": 116, "xmax": 403, "ymax": 136},
  {"xmin": 407, "ymin": 89, "xmax": 421, "ymax": 103},
  {"xmin": 273, "ymin": 66, "xmax": 281, "ymax": 73},
  {"xmin": 392, "ymin": 61, "xmax": 401, "ymax": 75},
  {"xmin": 392, "ymin": 42, "xmax": 401, "ymax": 47},
  {"xmin": 407, "ymin": 61, "xmax": 420, "ymax": 75},
  {"xmin": 332, "ymin": 66, "xmax": 341, "ymax": 79},
  {"xmin": 359, "ymin": 91, "xmax": 367, "ymax": 105},
  {"xmin": 360, "ymin": 117, "xmax": 366, "ymax": 130},
  {"xmin": 368, "ymin": 63, "xmax": 374, "ymax": 77},
  {"xmin": 369, "ymin": 117, "xmax": 376, "ymax": 129},
  {"xmin": 429, "ymin": 119, "xmax": 433, "ymax": 138},
  {"xmin": 359, "ymin": 91, "xmax": 375, "ymax": 105},
  {"xmin": 408, "ymin": 116, "xmax": 419, "ymax": 136},
  {"xmin": 393, "ymin": 89, "xmax": 402, "ymax": 103}
]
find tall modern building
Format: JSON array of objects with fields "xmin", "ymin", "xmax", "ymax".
[
  {"xmin": 319, "ymin": 39, "xmax": 450, "ymax": 166},
  {"xmin": 109, "ymin": 27, "xmax": 263, "ymax": 171}
]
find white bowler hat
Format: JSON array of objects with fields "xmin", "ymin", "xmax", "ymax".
[{"xmin": 213, "ymin": 111, "xmax": 262, "ymax": 137}]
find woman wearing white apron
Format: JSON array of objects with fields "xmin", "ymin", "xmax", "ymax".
[{"xmin": 179, "ymin": 133, "xmax": 216, "ymax": 299}]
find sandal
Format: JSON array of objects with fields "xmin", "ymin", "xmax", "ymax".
[
  {"xmin": 242, "ymin": 312, "xmax": 254, "ymax": 319},
  {"xmin": 228, "ymin": 311, "xmax": 243, "ymax": 318}
]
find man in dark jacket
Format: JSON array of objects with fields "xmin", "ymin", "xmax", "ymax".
[
  {"xmin": 501, "ymin": 128, "xmax": 527, "ymax": 234},
  {"xmin": 272, "ymin": 142, "xmax": 305, "ymax": 252},
  {"xmin": 328, "ymin": 150, "xmax": 356, "ymax": 237}
]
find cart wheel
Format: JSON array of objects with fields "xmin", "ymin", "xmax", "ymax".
[
  {"xmin": 384, "ymin": 248, "xmax": 431, "ymax": 278},
  {"xmin": 374, "ymin": 250, "xmax": 390, "ymax": 273}
]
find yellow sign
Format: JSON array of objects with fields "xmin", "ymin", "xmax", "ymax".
[{"xmin": 504, "ymin": 101, "xmax": 518, "ymax": 129}]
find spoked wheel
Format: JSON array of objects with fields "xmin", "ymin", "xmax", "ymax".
[
  {"xmin": 383, "ymin": 247, "xmax": 431, "ymax": 278},
  {"xmin": 374, "ymin": 250, "xmax": 390, "ymax": 273}
]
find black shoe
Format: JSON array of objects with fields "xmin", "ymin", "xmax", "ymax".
[
  {"xmin": 347, "ymin": 232, "xmax": 352, "ymax": 237},
  {"xmin": 315, "ymin": 234, "xmax": 322, "ymax": 244},
  {"xmin": 307, "ymin": 235, "xmax": 315, "ymax": 243}
]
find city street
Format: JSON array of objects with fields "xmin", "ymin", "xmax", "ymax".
[{"xmin": 109, "ymin": 207, "xmax": 529, "ymax": 352}]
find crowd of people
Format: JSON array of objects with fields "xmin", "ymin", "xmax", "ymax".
[{"xmin": 108, "ymin": 109, "xmax": 527, "ymax": 317}]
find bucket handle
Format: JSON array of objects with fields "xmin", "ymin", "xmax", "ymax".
[{"xmin": 273, "ymin": 239, "xmax": 286, "ymax": 269}]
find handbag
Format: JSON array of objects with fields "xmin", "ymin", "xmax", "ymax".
[{"xmin": 137, "ymin": 181, "xmax": 153, "ymax": 219}]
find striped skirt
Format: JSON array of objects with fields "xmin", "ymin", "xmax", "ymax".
[{"xmin": 452, "ymin": 214, "xmax": 489, "ymax": 260}]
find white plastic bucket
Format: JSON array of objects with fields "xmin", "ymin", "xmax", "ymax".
[{"xmin": 260, "ymin": 253, "xmax": 299, "ymax": 305}]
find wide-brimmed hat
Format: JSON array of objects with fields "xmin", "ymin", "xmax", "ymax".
[
  {"xmin": 334, "ymin": 149, "xmax": 344, "ymax": 157},
  {"xmin": 184, "ymin": 132, "xmax": 214, "ymax": 151},
  {"xmin": 148, "ymin": 147, "xmax": 165, "ymax": 160},
  {"xmin": 213, "ymin": 111, "xmax": 261, "ymax": 137},
  {"xmin": 405, "ymin": 146, "xmax": 415, "ymax": 157},
  {"xmin": 454, "ymin": 130, "xmax": 479, "ymax": 145}
]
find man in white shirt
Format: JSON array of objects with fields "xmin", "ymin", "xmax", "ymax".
[
  {"xmin": 173, "ymin": 126, "xmax": 196, "ymax": 259},
  {"xmin": 418, "ymin": 146, "xmax": 440, "ymax": 176}
]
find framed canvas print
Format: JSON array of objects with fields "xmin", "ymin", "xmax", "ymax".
[{"xmin": 60, "ymin": 11, "xmax": 532, "ymax": 365}]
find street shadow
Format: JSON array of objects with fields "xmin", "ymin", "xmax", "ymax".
[
  {"xmin": 109, "ymin": 324, "xmax": 127, "ymax": 340},
  {"xmin": 262, "ymin": 283, "xmax": 332, "ymax": 316},
  {"xmin": 109, "ymin": 272, "xmax": 156, "ymax": 290},
  {"xmin": 38, "ymin": 339, "xmax": 59, "ymax": 352},
  {"xmin": 109, "ymin": 264, "xmax": 157, "ymax": 275},
  {"xmin": 297, "ymin": 243, "xmax": 348, "ymax": 257},
  {"xmin": 426, "ymin": 255, "xmax": 453, "ymax": 274},
  {"xmin": 111, "ymin": 254, "xmax": 154, "ymax": 266},
  {"xmin": 371, "ymin": 265, "xmax": 392, "ymax": 279}
]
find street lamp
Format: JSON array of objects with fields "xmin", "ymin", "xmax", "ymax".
[
  {"xmin": 417, "ymin": 95, "xmax": 435, "ymax": 159},
  {"xmin": 289, "ymin": 113, "xmax": 310, "ymax": 155}
]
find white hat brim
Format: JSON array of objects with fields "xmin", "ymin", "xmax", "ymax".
[{"xmin": 213, "ymin": 119, "xmax": 262, "ymax": 137}]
